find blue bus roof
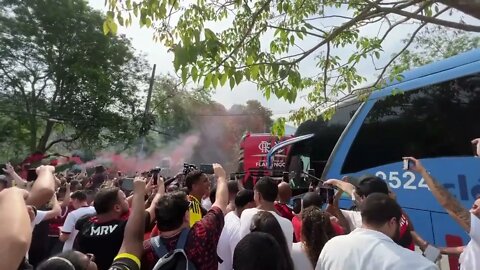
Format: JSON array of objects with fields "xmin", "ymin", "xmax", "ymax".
[{"xmin": 370, "ymin": 49, "xmax": 480, "ymax": 99}]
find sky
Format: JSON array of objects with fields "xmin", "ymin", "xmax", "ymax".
[{"xmin": 87, "ymin": 0, "xmax": 475, "ymax": 120}]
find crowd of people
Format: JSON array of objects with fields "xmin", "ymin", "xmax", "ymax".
[{"xmin": 0, "ymin": 139, "xmax": 478, "ymax": 270}]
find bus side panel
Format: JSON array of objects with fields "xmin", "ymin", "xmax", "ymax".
[
  {"xmin": 430, "ymin": 212, "xmax": 469, "ymax": 246},
  {"xmin": 403, "ymin": 208, "xmax": 434, "ymax": 244},
  {"xmin": 347, "ymin": 158, "xmax": 480, "ymax": 213},
  {"xmin": 323, "ymin": 60, "xmax": 480, "ymax": 180}
]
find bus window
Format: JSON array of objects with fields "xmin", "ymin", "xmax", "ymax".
[
  {"xmin": 288, "ymin": 100, "xmax": 361, "ymax": 184},
  {"xmin": 342, "ymin": 73, "xmax": 480, "ymax": 174}
]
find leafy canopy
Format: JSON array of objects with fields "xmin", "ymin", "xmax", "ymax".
[
  {"xmin": 106, "ymin": 0, "xmax": 480, "ymax": 134},
  {"xmin": 0, "ymin": 0, "xmax": 149, "ymax": 154}
]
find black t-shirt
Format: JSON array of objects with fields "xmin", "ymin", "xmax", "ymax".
[{"xmin": 75, "ymin": 212, "xmax": 151, "ymax": 270}]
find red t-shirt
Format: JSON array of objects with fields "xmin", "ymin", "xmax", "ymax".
[
  {"xmin": 397, "ymin": 214, "xmax": 414, "ymax": 250},
  {"xmin": 141, "ymin": 206, "xmax": 224, "ymax": 270},
  {"xmin": 274, "ymin": 202, "xmax": 295, "ymax": 221},
  {"xmin": 292, "ymin": 215, "xmax": 344, "ymax": 242},
  {"xmin": 48, "ymin": 205, "xmax": 72, "ymax": 237}
]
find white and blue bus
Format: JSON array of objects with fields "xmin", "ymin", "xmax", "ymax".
[{"xmin": 283, "ymin": 49, "xmax": 480, "ymax": 255}]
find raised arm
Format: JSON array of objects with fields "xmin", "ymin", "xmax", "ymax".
[
  {"xmin": 146, "ymin": 177, "xmax": 165, "ymax": 223},
  {"xmin": 324, "ymin": 178, "xmax": 362, "ymax": 204},
  {"xmin": 212, "ymin": 163, "xmax": 228, "ymax": 213},
  {"xmin": 60, "ymin": 182, "xmax": 71, "ymax": 208},
  {"xmin": 113, "ymin": 177, "xmax": 147, "ymax": 270},
  {"xmin": 43, "ymin": 194, "xmax": 62, "ymax": 220},
  {"xmin": 404, "ymin": 157, "xmax": 471, "ymax": 232},
  {"xmin": 26, "ymin": 165, "xmax": 56, "ymax": 208},
  {"xmin": 0, "ymin": 187, "xmax": 32, "ymax": 269},
  {"xmin": 326, "ymin": 189, "xmax": 350, "ymax": 234},
  {"xmin": 3, "ymin": 162, "xmax": 28, "ymax": 189}
]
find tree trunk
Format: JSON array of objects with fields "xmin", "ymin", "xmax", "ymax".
[
  {"xmin": 36, "ymin": 121, "xmax": 54, "ymax": 153},
  {"xmin": 29, "ymin": 115, "xmax": 37, "ymax": 153},
  {"xmin": 29, "ymin": 85, "xmax": 37, "ymax": 152}
]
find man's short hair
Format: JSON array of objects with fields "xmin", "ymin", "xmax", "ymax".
[
  {"xmin": 361, "ymin": 193, "xmax": 402, "ymax": 227},
  {"xmin": 228, "ymin": 180, "xmax": 239, "ymax": 195},
  {"xmin": 70, "ymin": 190, "xmax": 87, "ymax": 201},
  {"xmin": 185, "ymin": 170, "xmax": 204, "ymax": 192},
  {"xmin": 93, "ymin": 187, "xmax": 120, "ymax": 214},
  {"xmin": 356, "ymin": 176, "xmax": 389, "ymax": 197},
  {"xmin": 70, "ymin": 180, "xmax": 81, "ymax": 190},
  {"xmin": 155, "ymin": 191, "xmax": 190, "ymax": 231},
  {"xmin": 302, "ymin": 192, "xmax": 323, "ymax": 209},
  {"xmin": 235, "ymin": 189, "xmax": 254, "ymax": 208},
  {"xmin": 254, "ymin": 177, "xmax": 278, "ymax": 202}
]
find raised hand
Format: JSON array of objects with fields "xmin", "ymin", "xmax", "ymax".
[
  {"xmin": 133, "ymin": 176, "xmax": 147, "ymax": 192},
  {"xmin": 213, "ymin": 163, "xmax": 226, "ymax": 179},
  {"xmin": 3, "ymin": 162, "xmax": 15, "ymax": 175},
  {"xmin": 402, "ymin": 157, "xmax": 426, "ymax": 173}
]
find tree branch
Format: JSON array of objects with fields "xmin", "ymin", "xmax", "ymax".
[
  {"xmin": 290, "ymin": 0, "xmax": 382, "ymax": 65},
  {"xmin": 266, "ymin": 24, "xmax": 325, "ymax": 38},
  {"xmin": 209, "ymin": 0, "xmax": 273, "ymax": 73},
  {"xmin": 371, "ymin": 7, "xmax": 450, "ymax": 88},
  {"xmin": 304, "ymin": 14, "xmax": 354, "ymax": 21},
  {"xmin": 377, "ymin": 6, "xmax": 480, "ymax": 32},
  {"xmin": 44, "ymin": 133, "xmax": 82, "ymax": 151},
  {"xmin": 439, "ymin": 0, "xmax": 480, "ymax": 20},
  {"xmin": 323, "ymin": 41, "xmax": 330, "ymax": 100}
]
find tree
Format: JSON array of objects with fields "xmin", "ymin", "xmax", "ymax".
[
  {"xmin": 228, "ymin": 100, "xmax": 273, "ymax": 140},
  {"xmin": 391, "ymin": 26, "xmax": 480, "ymax": 73},
  {"xmin": 106, "ymin": 1, "xmax": 480, "ymax": 133},
  {"xmin": 150, "ymin": 75, "xmax": 213, "ymax": 139},
  {"xmin": 0, "ymin": 0, "xmax": 149, "ymax": 154}
]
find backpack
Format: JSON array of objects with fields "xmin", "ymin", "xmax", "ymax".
[{"xmin": 150, "ymin": 229, "xmax": 197, "ymax": 270}]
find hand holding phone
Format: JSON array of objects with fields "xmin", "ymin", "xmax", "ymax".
[{"xmin": 403, "ymin": 159, "xmax": 414, "ymax": 170}]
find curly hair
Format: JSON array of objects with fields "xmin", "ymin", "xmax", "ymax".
[{"xmin": 301, "ymin": 206, "xmax": 336, "ymax": 267}]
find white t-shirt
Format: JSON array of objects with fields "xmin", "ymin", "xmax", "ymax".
[
  {"xmin": 459, "ymin": 214, "xmax": 480, "ymax": 270},
  {"xmin": 217, "ymin": 211, "xmax": 241, "ymax": 270},
  {"xmin": 31, "ymin": 210, "xmax": 47, "ymax": 231},
  {"xmin": 236, "ymin": 208, "xmax": 294, "ymax": 251},
  {"xmin": 340, "ymin": 209, "xmax": 362, "ymax": 231},
  {"xmin": 291, "ymin": 242, "xmax": 314, "ymax": 270},
  {"xmin": 61, "ymin": 206, "xmax": 96, "ymax": 251},
  {"xmin": 202, "ymin": 198, "xmax": 212, "ymax": 211},
  {"xmin": 317, "ymin": 228, "xmax": 438, "ymax": 270}
]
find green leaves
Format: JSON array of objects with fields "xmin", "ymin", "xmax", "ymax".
[
  {"xmin": 204, "ymin": 73, "xmax": 212, "ymax": 88},
  {"xmin": 272, "ymin": 117, "xmax": 286, "ymax": 137},
  {"xmin": 103, "ymin": 17, "xmax": 118, "ymax": 35},
  {"xmin": 104, "ymin": 0, "xmax": 480, "ymax": 127},
  {"xmin": 1, "ymin": 0, "xmax": 149, "ymax": 152}
]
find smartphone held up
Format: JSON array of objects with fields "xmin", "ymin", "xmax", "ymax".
[
  {"xmin": 403, "ymin": 159, "xmax": 414, "ymax": 171},
  {"xmin": 199, "ymin": 164, "xmax": 214, "ymax": 175}
]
